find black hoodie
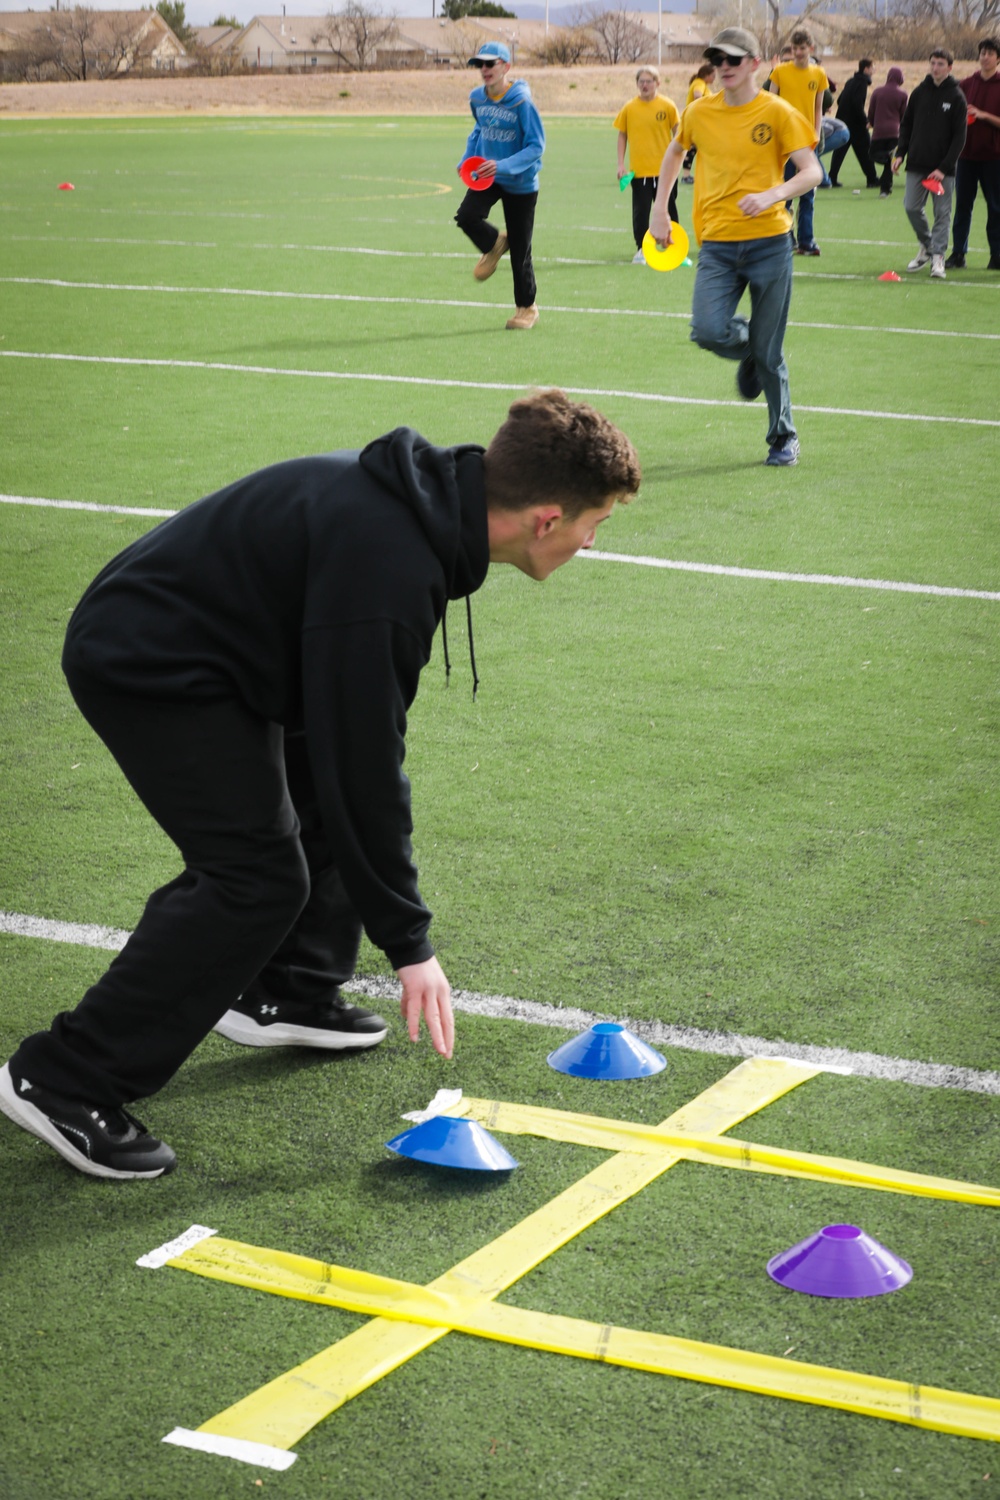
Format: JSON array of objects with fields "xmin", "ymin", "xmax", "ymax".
[
  {"xmin": 62, "ymin": 430, "xmax": 491, "ymax": 969},
  {"xmin": 896, "ymin": 72, "xmax": 968, "ymax": 176}
]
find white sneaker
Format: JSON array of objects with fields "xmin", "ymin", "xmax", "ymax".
[
  {"xmin": 930, "ymin": 254, "xmax": 946, "ymax": 279},
  {"xmin": 906, "ymin": 247, "xmax": 931, "ymax": 272},
  {"xmin": 631, "ymin": 249, "xmax": 646, "ymax": 264}
]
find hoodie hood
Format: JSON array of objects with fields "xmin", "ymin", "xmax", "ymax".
[
  {"xmin": 887, "ymin": 66, "xmax": 904, "ymax": 85},
  {"xmin": 359, "ymin": 428, "xmax": 490, "ymax": 602}
]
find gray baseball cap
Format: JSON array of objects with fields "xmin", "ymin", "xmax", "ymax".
[{"xmin": 704, "ymin": 27, "xmax": 761, "ymax": 60}]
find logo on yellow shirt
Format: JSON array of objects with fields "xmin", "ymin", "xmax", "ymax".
[{"xmin": 751, "ymin": 123, "xmax": 773, "ymax": 144}]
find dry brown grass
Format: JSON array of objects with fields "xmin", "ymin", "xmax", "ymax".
[{"xmin": 0, "ymin": 59, "xmax": 948, "ymax": 119}]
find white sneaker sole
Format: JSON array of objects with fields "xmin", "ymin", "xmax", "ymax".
[
  {"xmin": 0, "ymin": 1062, "xmax": 169, "ymax": 1179},
  {"xmin": 213, "ymin": 1011, "xmax": 387, "ymax": 1050}
]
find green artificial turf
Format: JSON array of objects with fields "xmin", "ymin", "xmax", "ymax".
[{"xmin": 1, "ymin": 112, "xmax": 998, "ymax": 1500}]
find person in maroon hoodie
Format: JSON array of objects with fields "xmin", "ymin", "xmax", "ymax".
[
  {"xmin": 947, "ymin": 37, "xmax": 1000, "ymax": 269},
  {"xmin": 868, "ymin": 66, "xmax": 908, "ymax": 197}
]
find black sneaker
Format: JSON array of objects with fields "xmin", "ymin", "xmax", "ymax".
[
  {"xmin": 0, "ymin": 1063, "xmax": 176, "ymax": 1180},
  {"xmin": 989, "ymin": 257, "xmax": 1000, "ymax": 270},
  {"xmin": 736, "ymin": 354, "xmax": 762, "ymax": 401},
  {"xmin": 214, "ymin": 982, "xmax": 388, "ymax": 1050},
  {"xmin": 945, "ymin": 253, "xmax": 966, "ymax": 269}
]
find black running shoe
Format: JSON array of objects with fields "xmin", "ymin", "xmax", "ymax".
[
  {"xmin": 214, "ymin": 982, "xmax": 388, "ymax": 1050},
  {"xmin": 0, "ymin": 1063, "xmax": 176, "ymax": 1179},
  {"xmin": 945, "ymin": 253, "xmax": 966, "ymax": 269},
  {"xmin": 736, "ymin": 354, "xmax": 762, "ymax": 401}
]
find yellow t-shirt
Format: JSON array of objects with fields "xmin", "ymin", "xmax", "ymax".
[
  {"xmin": 675, "ymin": 89, "xmax": 817, "ymax": 243},
  {"xmin": 613, "ymin": 93, "xmax": 680, "ymax": 177},
  {"xmin": 685, "ymin": 78, "xmax": 709, "ymax": 107},
  {"xmin": 768, "ymin": 60, "xmax": 827, "ymax": 127}
]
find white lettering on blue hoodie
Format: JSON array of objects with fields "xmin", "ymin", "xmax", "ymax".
[{"xmin": 462, "ymin": 79, "xmax": 545, "ymax": 194}]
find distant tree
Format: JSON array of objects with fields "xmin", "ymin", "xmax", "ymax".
[
  {"xmin": 157, "ymin": 0, "xmax": 196, "ymax": 45},
  {"xmin": 211, "ymin": 13, "xmax": 242, "ymax": 25},
  {"xmin": 532, "ymin": 23, "xmax": 594, "ymax": 63},
  {"xmin": 315, "ymin": 1, "xmax": 399, "ymax": 71},
  {"xmin": 442, "ymin": 0, "xmax": 516, "ymax": 16},
  {"xmin": 584, "ymin": 3, "xmax": 652, "ymax": 63}
]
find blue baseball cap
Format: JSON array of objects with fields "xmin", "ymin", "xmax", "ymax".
[{"xmin": 468, "ymin": 40, "xmax": 511, "ymax": 65}]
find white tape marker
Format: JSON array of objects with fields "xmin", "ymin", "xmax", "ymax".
[
  {"xmin": 136, "ymin": 1224, "xmax": 217, "ymax": 1269},
  {"xmin": 162, "ymin": 1428, "xmax": 297, "ymax": 1470}
]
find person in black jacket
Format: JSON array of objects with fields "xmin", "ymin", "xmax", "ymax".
[
  {"xmin": 893, "ymin": 48, "xmax": 968, "ymax": 278},
  {"xmin": 829, "ymin": 58, "xmax": 878, "ymax": 186},
  {"xmin": 0, "ymin": 390, "xmax": 641, "ymax": 1181}
]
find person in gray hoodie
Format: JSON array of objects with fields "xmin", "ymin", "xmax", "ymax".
[
  {"xmin": 0, "ymin": 390, "xmax": 640, "ymax": 1181},
  {"xmin": 893, "ymin": 48, "xmax": 968, "ymax": 278},
  {"xmin": 867, "ymin": 66, "xmax": 908, "ymax": 196}
]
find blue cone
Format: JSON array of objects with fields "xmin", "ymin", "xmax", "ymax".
[
  {"xmin": 385, "ymin": 1115, "xmax": 518, "ymax": 1172},
  {"xmin": 547, "ymin": 1023, "xmax": 667, "ymax": 1080}
]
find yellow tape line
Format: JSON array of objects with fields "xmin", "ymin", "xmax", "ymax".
[
  {"xmin": 184, "ymin": 1056, "xmax": 822, "ymax": 1450},
  {"xmin": 173, "ymin": 1236, "xmax": 1000, "ymax": 1446},
  {"xmin": 459, "ymin": 1098, "xmax": 1000, "ymax": 1208}
]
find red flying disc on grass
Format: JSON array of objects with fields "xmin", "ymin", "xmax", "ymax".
[
  {"xmin": 921, "ymin": 177, "xmax": 944, "ymax": 195},
  {"xmin": 459, "ymin": 156, "xmax": 492, "ymax": 190},
  {"xmin": 58, "ymin": 182, "xmax": 75, "ymax": 191},
  {"xmin": 878, "ymin": 270, "xmax": 901, "ymax": 281}
]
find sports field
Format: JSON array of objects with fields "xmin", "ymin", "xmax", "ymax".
[{"xmin": 1, "ymin": 112, "xmax": 998, "ymax": 1500}]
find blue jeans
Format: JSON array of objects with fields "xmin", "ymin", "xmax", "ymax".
[
  {"xmin": 951, "ymin": 158, "xmax": 1000, "ymax": 260},
  {"xmin": 690, "ymin": 234, "xmax": 795, "ymax": 448},
  {"xmin": 784, "ymin": 157, "xmax": 816, "ymax": 248},
  {"xmin": 817, "ymin": 122, "xmax": 849, "ymax": 187}
]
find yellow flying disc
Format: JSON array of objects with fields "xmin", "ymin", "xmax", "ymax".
[{"xmin": 642, "ymin": 223, "xmax": 690, "ymax": 271}]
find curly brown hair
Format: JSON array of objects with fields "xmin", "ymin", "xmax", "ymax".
[{"xmin": 484, "ymin": 389, "xmax": 641, "ymax": 519}]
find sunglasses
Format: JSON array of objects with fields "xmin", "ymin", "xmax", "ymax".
[
  {"xmin": 475, "ymin": 59, "xmax": 500, "ymax": 68},
  {"xmin": 707, "ymin": 51, "xmax": 746, "ymax": 66}
]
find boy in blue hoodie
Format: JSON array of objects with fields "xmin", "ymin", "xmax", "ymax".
[{"xmin": 456, "ymin": 40, "xmax": 545, "ymax": 330}]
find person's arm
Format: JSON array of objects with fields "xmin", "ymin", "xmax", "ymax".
[
  {"xmin": 814, "ymin": 72, "xmax": 825, "ymax": 136},
  {"xmin": 892, "ymin": 94, "xmax": 914, "ymax": 172},
  {"xmin": 739, "ymin": 144, "xmax": 821, "ymax": 217},
  {"xmin": 617, "ymin": 128, "xmax": 629, "ymax": 181},
  {"xmin": 939, "ymin": 102, "xmax": 968, "ymax": 176},
  {"xmin": 968, "ymin": 105, "xmax": 1000, "ymax": 127},
  {"xmin": 648, "ymin": 137, "xmax": 686, "ymax": 242}
]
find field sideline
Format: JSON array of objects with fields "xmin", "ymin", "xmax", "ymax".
[{"xmin": 1, "ymin": 110, "xmax": 998, "ymax": 1500}]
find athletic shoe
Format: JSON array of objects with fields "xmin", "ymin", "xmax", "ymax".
[
  {"xmin": 988, "ymin": 256, "xmax": 1000, "ymax": 270},
  {"xmin": 214, "ymin": 983, "xmax": 387, "ymax": 1050},
  {"xmin": 681, "ymin": 174, "xmax": 695, "ymax": 185},
  {"xmin": 796, "ymin": 244, "xmax": 821, "ymax": 256},
  {"xmin": 930, "ymin": 254, "xmax": 946, "ymax": 280},
  {"xmin": 631, "ymin": 249, "xmax": 646, "ymax": 264},
  {"xmin": 473, "ymin": 232, "xmax": 508, "ymax": 283},
  {"xmin": 906, "ymin": 247, "xmax": 931, "ymax": 272},
  {"xmin": 944, "ymin": 253, "xmax": 965, "ymax": 268},
  {"xmin": 765, "ymin": 436, "xmax": 800, "ymax": 467},
  {"xmin": 879, "ymin": 191, "xmax": 891, "ymax": 199},
  {"xmin": 736, "ymin": 354, "xmax": 762, "ymax": 401},
  {"xmin": 0, "ymin": 1062, "xmax": 176, "ymax": 1179},
  {"xmin": 829, "ymin": 180, "xmax": 843, "ymax": 188},
  {"xmin": 505, "ymin": 304, "xmax": 539, "ymax": 330}
]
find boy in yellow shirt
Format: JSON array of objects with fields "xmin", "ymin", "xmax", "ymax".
[
  {"xmin": 649, "ymin": 27, "xmax": 821, "ymax": 467},
  {"xmin": 614, "ymin": 67, "xmax": 680, "ymax": 263},
  {"xmin": 769, "ymin": 28, "xmax": 828, "ymax": 254}
]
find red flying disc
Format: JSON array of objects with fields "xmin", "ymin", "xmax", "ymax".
[
  {"xmin": 878, "ymin": 270, "xmax": 901, "ymax": 281},
  {"xmin": 921, "ymin": 177, "xmax": 944, "ymax": 195},
  {"xmin": 968, "ymin": 110, "xmax": 976, "ymax": 124},
  {"xmin": 459, "ymin": 156, "xmax": 492, "ymax": 191},
  {"xmin": 58, "ymin": 182, "xmax": 75, "ymax": 191}
]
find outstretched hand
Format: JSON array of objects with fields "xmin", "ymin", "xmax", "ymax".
[{"xmin": 396, "ymin": 956, "xmax": 454, "ymax": 1059}]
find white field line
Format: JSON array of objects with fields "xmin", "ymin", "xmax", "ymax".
[
  {"xmin": 3, "ymin": 494, "xmax": 996, "ymax": 601},
  {"xmin": 5, "ymin": 350, "xmax": 1000, "ymax": 430},
  {"xmin": 5, "ymin": 275, "xmax": 999, "ymax": 342},
  {"xmin": 1, "ymin": 910, "xmax": 997, "ymax": 1096}
]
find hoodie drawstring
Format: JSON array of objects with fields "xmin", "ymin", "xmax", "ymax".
[{"xmin": 441, "ymin": 599, "xmax": 479, "ymax": 701}]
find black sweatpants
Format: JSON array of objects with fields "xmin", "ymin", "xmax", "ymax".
[
  {"xmin": 455, "ymin": 182, "xmax": 538, "ymax": 307},
  {"xmin": 830, "ymin": 120, "xmax": 878, "ymax": 187},
  {"xmin": 11, "ymin": 670, "xmax": 363, "ymax": 1107},
  {"xmin": 630, "ymin": 175, "xmax": 678, "ymax": 251}
]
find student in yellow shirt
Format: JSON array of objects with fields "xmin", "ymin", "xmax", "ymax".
[
  {"xmin": 614, "ymin": 66, "xmax": 681, "ymax": 263},
  {"xmin": 649, "ymin": 27, "xmax": 821, "ymax": 467},
  {"xmin": 681, "ymin": 62, "xmax": 716, "ymax": 181},
  {"xmin": 769, "ymin": 29, "xmax": 827, "ymax": 253}
]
